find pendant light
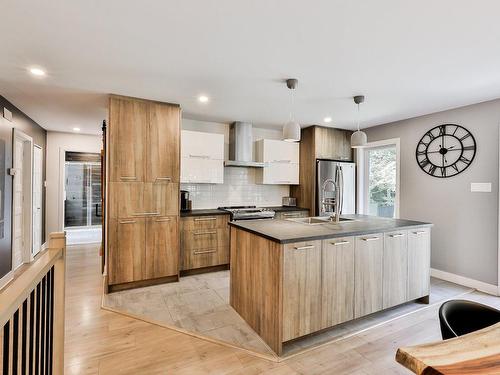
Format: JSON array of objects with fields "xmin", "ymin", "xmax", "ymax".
[
  {"xmin": 351, "ymin": 95, "xmax": 367, "ymax": 148},
  {"xmin": 283, "ymin": 78, "xmax": 301, "ymax": 142}
]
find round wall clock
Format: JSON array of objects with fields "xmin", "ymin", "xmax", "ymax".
[{"xmin": 416, "ymin": 124, "xmax": 476, "ymax": 178}]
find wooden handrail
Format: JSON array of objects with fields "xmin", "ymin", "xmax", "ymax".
[{"xmin": 0, "ymin": 231, "xmax": 66, "ymax": 375}]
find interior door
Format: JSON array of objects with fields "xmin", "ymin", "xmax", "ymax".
[
  {"xmin": 32, "ymin": 145, "xmax": 43, "ymax": 256},
  {"xmin": 12, "ymin": 138, "xmax": 24, "ymax": 269}
]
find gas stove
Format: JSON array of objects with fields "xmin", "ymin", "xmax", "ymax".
[{"xmin": 218, "ymin": 206, "xmax": 275, "ymax": 221}]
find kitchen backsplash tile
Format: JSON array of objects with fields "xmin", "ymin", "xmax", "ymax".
[{"xmin": 181, "ymin": 167, "xmax": 289, "ymax": 209}]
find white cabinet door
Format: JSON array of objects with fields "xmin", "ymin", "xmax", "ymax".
[
  {"xmin": 408, "ymin": 227, "xmax": 431, "ymax": 300},
  {"xmin": 260, "ymin": 162, "xmax": 299, "ymax": 185},
  {"xmin": 181, "ymin": 158, "xmax": 224, "ymax": 184},
  {"xmin": 256, "ymin": 139, "xmax": 299, "ymax": 163},
  {"xmin": 181, "ymin": 130, "xmax": 224, "ymax": 160}
]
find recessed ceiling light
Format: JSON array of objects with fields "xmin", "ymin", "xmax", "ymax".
[
  {"xmin": 198, "ymin": 95, "xmax": 209, "ymax": 103},
  {"xmin": 73, "ymin": 127, "xmax": 80, "ymax": 132},
  {"xmin": 29, "ymin": 67, "xmax": 46, "ymax": 77},
  {"xmin": 324, "ymin": 117, "xmax": 332, "ymax": 123}
]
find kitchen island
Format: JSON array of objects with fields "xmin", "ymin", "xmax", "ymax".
[{"xmin": 229, "ymin": 215, "xmax": 432, "ymax": 355}]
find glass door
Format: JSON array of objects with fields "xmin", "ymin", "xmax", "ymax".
[{"xmin": 64, "ymin": 152, "xmax": 102, "ymax": 228}]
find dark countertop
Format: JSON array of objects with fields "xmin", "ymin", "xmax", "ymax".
[
  {"xmin": 228, "ymin": 214, "xmax": 432, "ymax": 244},
  {"xmin": 180, "ymin": 209, "xmax": 228, "ymax": 217}
]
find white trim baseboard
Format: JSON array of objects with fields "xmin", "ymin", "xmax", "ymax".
[{"xmin": 431, "ymin": 268, "xmax": 499, "ymax": 296}]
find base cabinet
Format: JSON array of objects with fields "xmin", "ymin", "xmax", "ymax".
[
  {"xmin": 383, "ymin": 231, "xmax": 408, "ymax": 308},
  {"xmin": 354, "ymin": 234, "xmax": 383, "ymax": 318},
  {"xmin": 321, "ymin": 237, "xmax": 355, "ymax": 328},
  {"xmin": 145, "ymin": 216, "xmax": 179, "ymax": 280},
  {"xmin": 282, "ymin": 241, "xmax": 322, "ymax": 341},
  {"xmin": 408, "ymin": 228, "xmax": 431, "ymax": 300}
]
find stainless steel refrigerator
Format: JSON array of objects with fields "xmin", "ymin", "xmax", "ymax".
[{"xmin": 316, "ymin": 159, "xmax": 356, "ymax": 216}]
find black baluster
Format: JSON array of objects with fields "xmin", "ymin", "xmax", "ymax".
[
  {"xmin": 29, "ymin": 289, "xmax": 35, "ymax": 375},
  {"xmin": 40, "ymin": 276, "xmax": 46, "ymax": 374},
  {"xmin": 49, "ymin": 267, "xmax": 54, "ymax": 375},
  {"xmin": 22, "ymin": 299, "xmax": 28, "ymax": 375},
  {"xmin": 3, "ymin": 320, "xmax": 10, "ymax": 374},
  {"xmin": 35, "ymin": 282, "xmax": 41, "ymax": 375},
  {"xmin": 12, "ymin": 310, "xmax": 19, "ymax": 374}
]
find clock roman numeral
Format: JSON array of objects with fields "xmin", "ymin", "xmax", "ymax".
[
  {"xmin": 459, "ymin": 133, "xmax": 471, "ymax": 141},
  {"xmin": 459, "ymin": 156, "xmax": 471, "ymax": 165},
  {"xmin": 428, "ymin": 165, "xmax": 437, "ymax": 175},
  {"xmin": 419, "ymin": 159, "xmax": 430, "ymax": 168},
  {"xmin": 440, "ymin": 167, "xmax": 446, "ymax": 177},
  {"xmin": 416, "ymin": 150, "xmax": 426, "ymax": 156},
  {"xmin": 438, "ymin": 125, "xmax": 446, "ymax": 136},
  {"xmin": 463, "ymin": 145, "xmax": 475, "ymax": 151},
  {"xmin": 451, "ymin": 164, "xmax": 459, "ymax": 172},
  {"xmin": 425, "ymin": 131, "xmax": 436, "ymax": 141}
]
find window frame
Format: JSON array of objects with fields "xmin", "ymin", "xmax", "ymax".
[{"xmin": 356, "ymin": 138, "xmax": 400, "ymax": 218}]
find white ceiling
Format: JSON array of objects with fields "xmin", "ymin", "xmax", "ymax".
[{"xmin": 1, "ymin": 1, "xmax": 500, "ymax": 135}]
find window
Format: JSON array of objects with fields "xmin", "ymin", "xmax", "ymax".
[{"xmin": 357, "ymin": 139, "xmax": 400, "ymax": 218}]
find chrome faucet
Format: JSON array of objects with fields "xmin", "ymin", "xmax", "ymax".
[{"xmin": 321, "ymin": 166, "xmax": 343, "ymax": 223}]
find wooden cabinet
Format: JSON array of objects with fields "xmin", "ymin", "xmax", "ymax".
[
  {"xmin": 107, "ymin": 95, "xmax": 180, "ymax": 289},
  {"xmin": 109, "ymin": 97, "xmax": 148, "ymax": 183},
  {"xmin": 147, "ymin": 102, "xmax": 180, "ymax": 183},
  {"xmin": 408, "ymin": 228, "xmax": 431, "ymax": 300},
  {"xmin": 274, "ymin": 209, "xmax": 308, "ymax": 220},
  {"xmin": 108, "ymin": 218, "xmax": 146, "ymax": 284},
  {"xmin": 282, "ymin": 241, "xmax": 322, "ymax": 341},
  {"xmin": 383, "ymin": 231, "xmax": 408, "ymax": 309},
  {"xmin": 354, "ymin": 234, "xmax": 383, "ymax": 318},
  {"xmin": 321, "ymin": 237, "xmax": 355, "ymax": 328},
  {"xmin": 145, "ymin": 216, "xmax": 179, "ymax": 279},
  {"xmin": 255, "ymin": 139, "xmax": 300, "ymax": 185},
  {"xmin": 180, "ymin": 215, "xmax": 230, "ymax": 271},
  {"xmin": 314, "ymin": 126, "xmax": 353, "ymax": 161},
  {"xmin": 181, "ymin": 130, "xmax": 224, "ymax": 184}
]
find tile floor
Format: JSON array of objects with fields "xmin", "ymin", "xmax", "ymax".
[
  {"xmin": 102, "ymin": 271, "xmax": 474, "ymax": 359},
  {"xmin": 66, "ymin": 227, "xmax": 102, "ymax": 245}
]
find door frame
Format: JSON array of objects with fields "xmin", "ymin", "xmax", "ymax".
[
  {"xmin": 32, "ymin": 144, "xmax": 43, "ymax": 257},
  {"xmin": 12, "ymin": 129, "xmax": 33, "ymax": 268},
  {"xmin": 356, "ymin": 138, "xmax": 400, "ymax": 218}
]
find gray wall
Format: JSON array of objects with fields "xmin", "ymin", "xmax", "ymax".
[{"xmin": 365, "ymin": 99, "xmax": 500, "ymax": 285}]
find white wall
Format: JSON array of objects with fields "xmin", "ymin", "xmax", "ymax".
[
  {"xmin": 45, "ymin": 132, "xmax": 101, "ymax": 237},
  {"xmin": 365, "ymin": 99, "xmax": 500, "ymax": 286},
  {"xmin": 181, "ymin": 119, "xmax": 289, "ymax": 208}
]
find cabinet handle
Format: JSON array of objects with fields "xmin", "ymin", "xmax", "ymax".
[
  {"xmin": 132, "ymin": 212, "xmax": 160, "ymax": 216},
  {"xmin": 413, "ymin": 230, "xmax": 427, "ymax": 235},
  {"xmin": 389, "ymin": 233, "xmax": 405, "ymax": 238},
  {"xmin": 155, "ymin": 177, "xmax": 172, "ymax": 181},
  {"xmin": 274, "ymin": 159, "xmax": 291, "ymax": 163},
  {"xmin": 293, "ymin": 245, "xmax": 315, "ymax": 250},
  {"xmin": 155, "ymin": 217, "xmax": 171, "ymax": 222},
  {"xmin": 120, "ymin": 176, "xmax": 137, "ymax": 181},
  {"xmin": 119, "ymin": 220, "xmax": 136, "ymax": 224},
  {"xmin": 275, "ymin": 180, "xmax": 291, "ymax": 184},
  {"xmin": 331, "ymin": 240, "xmax": 350, "ymax": 246},
  {"xmin": 194, "ymin": 217, "xmax": 217, "ymax": 221},
  {"xmin": 189, "ymin": 154, "xmax": 210, "ymax": 159},
  {"xmin": 194, "ymin": 249, "xmax": 217, "ymax": 255},
  {"xmin": 194, "ymin": 230, "xmax": 217, "ymax": 236},
  {"xmin": 282, "ymin": 213, "xmax": 300, "ymax": 217},
  {"xmin": 362, "ymin": 237, "xmax": 380, "ymax": 242}
]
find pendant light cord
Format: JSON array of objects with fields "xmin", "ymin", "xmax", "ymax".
[
  {"xmin": 289, "ymin": 87, "xmax": 294, "ymax": 121},
  {"xmin": 357, "ymin": 103, "xmax": 360, "ymax": 132}
]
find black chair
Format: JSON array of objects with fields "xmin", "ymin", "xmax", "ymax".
[{"xmin": 439, "ymin": 299, "xmax": 500, "ymax": 340}]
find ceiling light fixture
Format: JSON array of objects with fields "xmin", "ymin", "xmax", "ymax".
[
  {"xmin": 198, "ymin": 95, "xmax": 209, "ymax": 103},
  {"xmin": 351, "ymin": 95, "xmax": 367, "ymax": 148},
  {"xmin": 29, "ymin": 67, "xmax": 46, "ymax": 77},
  {"xmin": 282, "ymin": 78, "xmax": 301, "ymax": 142},
  {"xmin": 324, "ymin": 117, "xmax": 332, "ymax": 123},
  {"xmin": 73, "ymin": 127, "xmax": 81, "ymax": 132}
]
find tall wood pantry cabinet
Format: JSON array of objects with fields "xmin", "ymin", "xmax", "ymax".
[{"xmin": 107, "ymin": 95, "xmax": 180, "ymax": 291}]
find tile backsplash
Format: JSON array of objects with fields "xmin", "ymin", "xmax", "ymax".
[{"xmin": 181, "ymin": 167, "xmax": 290, "ymax": 209}]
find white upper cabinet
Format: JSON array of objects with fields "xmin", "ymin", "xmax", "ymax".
[
  {"xmin": 181, "ymin": 130, "xmax": 224, "ymax": 184},
  {"xmin": 255, "ymin": 139, "xmax": 300, "ymax": 185}
]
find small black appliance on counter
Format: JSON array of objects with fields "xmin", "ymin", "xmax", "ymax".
[{"xmin": 180, "ymin": 190, "xmax": 191, "ymax": 212}]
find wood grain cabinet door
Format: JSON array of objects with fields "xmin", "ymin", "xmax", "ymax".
[
  {"xmin": 383, "ymin": 231, "xmax": 408, "ymax": 309},
  {"xmin": 109, "ymin": 97, "xmax": 148, "ymax": 182},
  {"xmin": 354, "ymin": 234, "xmax": 383, "ymax": 318},
  {"xmin": 108, "ymin": 218, "xmax": 146, "ymax": 284},
  {"xmin": 147, "ymin": 102, "xmax": 180, "ymax": 183},
  {"xmin": 407, "ymin": 227, "xmax": 431, "ymax": 300},
  {"xmin": 314, "ymin": 127, "xmax": 353, "ymax": 161},
  {"xmin": 145, "ymin": 216, "xmax": 179, "ymax": 279},
  {"xmin": 144, "ymin": 182, "xmax": 179, "ymax": 217},
  {"xmin": 321, "ymin": 237, "xmax": 355, "ymax": 328},
  {"xmin": 282, "ymin": 241, "xmax": 322, "ymax": 341}
]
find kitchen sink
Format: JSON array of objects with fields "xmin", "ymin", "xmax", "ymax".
[{"xmin": 287, "ymin": 216, "xmax": 355, "ymax": 225}]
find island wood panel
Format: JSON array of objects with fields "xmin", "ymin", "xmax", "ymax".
[
  {"xmin": 396, "ymin": 322, "xmax": 500, "ymax": 375},
  {"xmin": 408, "ymin": 228, "xmax": 431, "ymax": 300},
  {"xmin": 108, "ymin": 218, "xmax": 146, "ymax": 284},
  {"xmin": 180, "ymin": 215, "xmax": 229, "ymax": 231},
  {"xmin": 383, "ymin": 230, "xmax": 408, "ymax": 309},
  {"xmin": 354, "ymin": 233, "xmax": 383, "ymax": 318},
  {"xmin": 321, "ymin": 237, "xmax": 355, "ymax": 328},
  {"xmin": 282, "ymin": 240, "xmax": 322, "ymax": 341},
  {"xmin": 229, "ymin": 227, "xmax": 283, "ymax": 355},
  {"xmin": 147, "ymin": 102, "xmax": 180, "ymax": 183},
  {"xmin": 109, "ymin": 96, "xmax": 147, "ymax": 182},
  {"xmin": 145, "ymin": 216, "xmax": 179, "ymax": 279}
]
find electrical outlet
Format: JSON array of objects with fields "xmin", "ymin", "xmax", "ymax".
[{"xmin": 470, "ymin": 182, "xmax": 491, "ymax": 193}]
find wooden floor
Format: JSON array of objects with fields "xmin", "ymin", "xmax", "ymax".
[{"xmin": 65, "ymin": 243, "xmax": 500, "ymax": 374}]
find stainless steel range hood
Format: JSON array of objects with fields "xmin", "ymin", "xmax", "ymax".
[{"xmin": 224, "ymin": 122, "xmax": 265, "ymax": 168}]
